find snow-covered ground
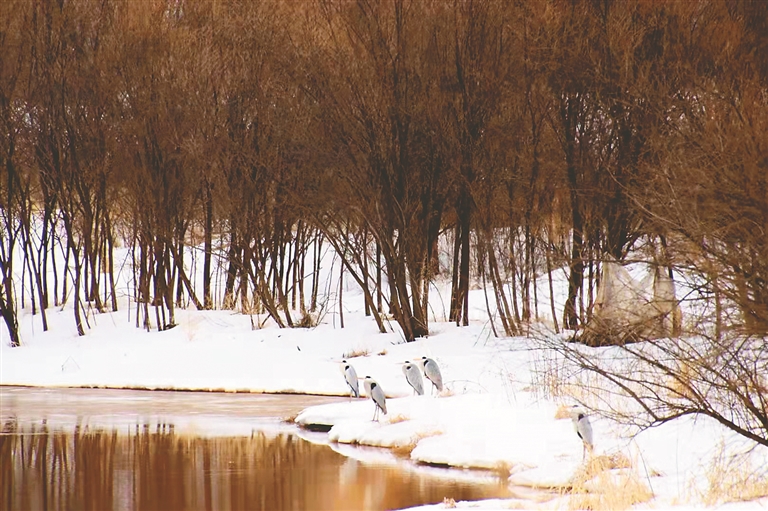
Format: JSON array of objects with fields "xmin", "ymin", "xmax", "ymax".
[{"xmin": 2, "ymin": 244, "xmax": 767, "ymax": 510}]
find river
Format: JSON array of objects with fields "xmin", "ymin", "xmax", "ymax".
[{"xmin": 0, "ymin": 386, "xmax": 516, "ymax": 510}]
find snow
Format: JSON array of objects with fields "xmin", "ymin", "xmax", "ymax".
[{"xmin": 2, "ymin": 245, "xmax": 767, "ymax": 510}]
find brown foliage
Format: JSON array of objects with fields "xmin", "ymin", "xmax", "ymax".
[{"xmin": 1, "ymin": 0, "xmax": 767, "ymax": 348}]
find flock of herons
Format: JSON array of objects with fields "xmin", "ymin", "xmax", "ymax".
[{"xmin": 339, "ymin": 357, "xmax": 594, "ymax": 459}]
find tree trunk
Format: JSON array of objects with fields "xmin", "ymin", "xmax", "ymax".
[
  {"xmin": 311, "ymin": 234, "xmax": 322, "ymax": 312},
  {"xmin": 487, "ymin": 238, "xmax": 516, "ymax": 336},
  {"xmin": 362, "ymin": 228, "xmax": 370, "ymax": 317},
  {"xmin": 338, "ymin": 257, "xmax": 344, "ymax": 328},
  {"xmin": 459, "ymin": 200, "xmax": 471, "ymax": 326},
  {"xmin": 545, "ymin": 234, "xmax": 560, "ymax": 334},
  {"xmin": 292, "ymin": 222, "xmax": 301, "ymax": 311},
  {"xmin": 376, "ymin": 240, "xmax": 383, "ymax": 313},
  {"xmin": 203, "ymin": 181, "xmax": 214, "ymax": 309},
  {"xmin": 171, "ymin": 242, "xmax": 204, "ymax": 310},
  {"xmin": 0, "ymin": 213, "xmax": 20, "ymax": 345},
  {"xmin": 72, "ymin": 250, "xmax": 85, "ymax": 336},
  {"xmin": 564, "ymin": 228, "xmax": 584, "ymax": 330},
  {"xmin": 298, "ymin": 225, "xmax": 306, "ymax": 313},
  {"xmin": 51, "ymin": 227, "xmax": 59, "ymax": 307},
  {"xmin": 522, "ymin": 224, "xmax": 531, "ymax": 321},
  {"xmin": 449, "ymin": 225, "xmax": 461, "ymax": 322},
  {"xmin": 0, "ymin": 291, "xmax": 20, "ymax": 347},
  {"xmin": 223, "ymin": 225, "xmax": 238, "ymax": 309},
  {"xmin": 61, "ymin": 233, "xmax": 70, "ymax": 306},
  {"xmin": 562, "ymin": 95, "xmax": 584, "ymax": 331},
  {"xmin": 24, "ymin": 228, "xmax": 48, "ymax": 331},
  {"xmin": 163, "ymin": 243, "xmax": 175, "ymax": 328},
  {"xmin": 509, "ymin": 232, "xmax": 521, "ymax": 324},
  {"xmin": 241, "ymin": 245, "xmax": 250, "ymax": 312}
]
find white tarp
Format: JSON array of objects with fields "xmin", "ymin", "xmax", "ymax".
[{"xmin": 584, "ymin": 258, "xmax": 681, "ymax": 344}]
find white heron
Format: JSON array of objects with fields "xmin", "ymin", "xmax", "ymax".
[
  {"xmin": 570, "ymin": 405, "xmax": 594, "ymax": 460},
  {"xmin": 402, "ymin": 361, "xmax": 424, "ymax": 395},
  {"xmin": 417, "ymin": 356, "xmax": 443, "ymax": 395},
  {"xmin": 363, "ymin": 376, "xmax": 387, "ymax": 421},
  {"xmin": 341, "ymin": 360, "xmax": 359, "ymax": 398}
]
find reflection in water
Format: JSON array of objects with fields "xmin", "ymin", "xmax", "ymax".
[{"xmin": 1, "ymin": 420, "xmax": 511, "ymax": 511}]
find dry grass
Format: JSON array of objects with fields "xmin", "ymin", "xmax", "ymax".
[
  {"xmin": 282, "ymin": 412, "xmax": 299, "ymax": 423},
  {"xmin": 387, "ymin": 414, "xmax": 410, "ymax": 424},
  {"xmin": 342, "ymin": 348, "xmax": 370, "ymax": 358},
  {"xmin": 582, "ymin": 452, "xmax": 632, "ymax": 474},
  {"xmin": 665, "ymin": 360, "xmax": 697, "ymax": 400},
  {"xmin": 527, "ymin": 350, "xmax": 602, "ymax": 405},
  {"xmin": 442, "ymin": 497, "xmax": 457, "ymax": 508},
  {"xmin": 296, "ymin": 311, "xmax": 318, "ymax": 328},
  {"xmin": 241, "ymin": 301, "xmax": 259, "ymax": 315},
  {"xmin": 493, "ymin": 460, "xmax": 513, "ymax": 479},
  {"xmin": 529, "ymin": 351, "xmax": 570, "ymax": 399},
  {"xmin": 377, "ymin": 349, "xmax": 388, "ymax": 356},
  {"xmin": 568, "ymin": 471, "xmax": 653, "ymax": 511},
  {"xmin": 389, "ymin": 444, "xmax": 417, "ymax": 457},
  {"xmin": 554, "ymin": 404, "xmax": 572, "ymax": 420},
  {"xmin": 564, "ymin": 452, "xmax": 651, "ymax": 511},
  {"xmin": 701, "ymin": 443, "xmax": 768, "ymax": 505}
]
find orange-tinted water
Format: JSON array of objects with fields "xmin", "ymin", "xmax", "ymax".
[{"xmin": 0, "ymin": 387, "xmax": 513, "ymax": 511}]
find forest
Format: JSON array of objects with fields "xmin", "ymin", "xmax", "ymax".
[{"xmin": 2, "ymin": 0, "xmax": 768, "ymax": 349}]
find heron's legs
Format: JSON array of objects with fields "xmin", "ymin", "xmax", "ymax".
[{"xmin": 581, "ymin": 442, "xmax": 593, "ymax": 461}]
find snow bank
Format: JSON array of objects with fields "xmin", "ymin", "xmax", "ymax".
[
  {"xmin": 3, "ymin": 245, "xmax": 767, "ymax": 510},
  {"xmin": 295, "ymin": 391, "xmax": 602, "ymax": 489}
]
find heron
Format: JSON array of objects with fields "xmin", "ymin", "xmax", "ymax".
[
  {"xmin": 363, "ymin": 376, "xmax": 387, "ymax": 421},
  {"xmin": 341, "ymin": 360, "xmax": 359, "ymax": 398},
  {"xmin": 570, "ymin": 405, "xmax": 594, "ymax": 460},
  {"xmin": 402, "ymin": 361, "xmax": 424, "ymax": 395},
  {"xmin": 417, "ymin": 356, "xmax": 443, "ymax": 395}
]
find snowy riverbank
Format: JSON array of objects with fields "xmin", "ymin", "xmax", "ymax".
[{"xmin": 3, "ymin": 300, "xmax": 766, "ymax": 510}]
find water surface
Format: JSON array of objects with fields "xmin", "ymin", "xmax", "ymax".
[{"xmin": 1, "ymin": 387, "xmax": 514, "ymax": 511}]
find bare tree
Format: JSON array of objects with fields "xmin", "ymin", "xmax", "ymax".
[
  {"xmin": 300, "ymin": 0, "xmax": 452, "ymax": 341},
  {"xmin": 0, "ymin": 0, "xmax": 29, "ymax": 346}
]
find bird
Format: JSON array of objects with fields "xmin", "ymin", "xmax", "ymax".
[
  {"xmin": 341, "ymin": 360, "xmax": 359, "ymax": 398},
  {"xmin": 363, "ymin": 376, "xmax": 387, "ymax": 421},
  {"xmin": 417, "ymin": 356, "xmax": 443, "ymax": 395},
  {"xmin": 402, "ymin": 361, "xmax": 424, "ymax": 395},
  {"xmin": 570, "ymin": 405, "xmax": 594, "ymax": 460}
]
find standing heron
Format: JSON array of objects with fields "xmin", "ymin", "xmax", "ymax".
[
  {"xmin": 363, "ymin": 376, "xmax": 387, "ymax": 421},
  {"xmin": 417, "ymin": 357, "xmax": 443, "ymax": 395},
  {"xmin": 341, "ymin": 360, "xmax": 359, "ymax": 398},
  {"xmin": 402, "ymin": 361, "xmax": 424, "ymax": 395},
  {"xmin": 570, "ymin": 405, "xmax": 594, "ymax": 460}
]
